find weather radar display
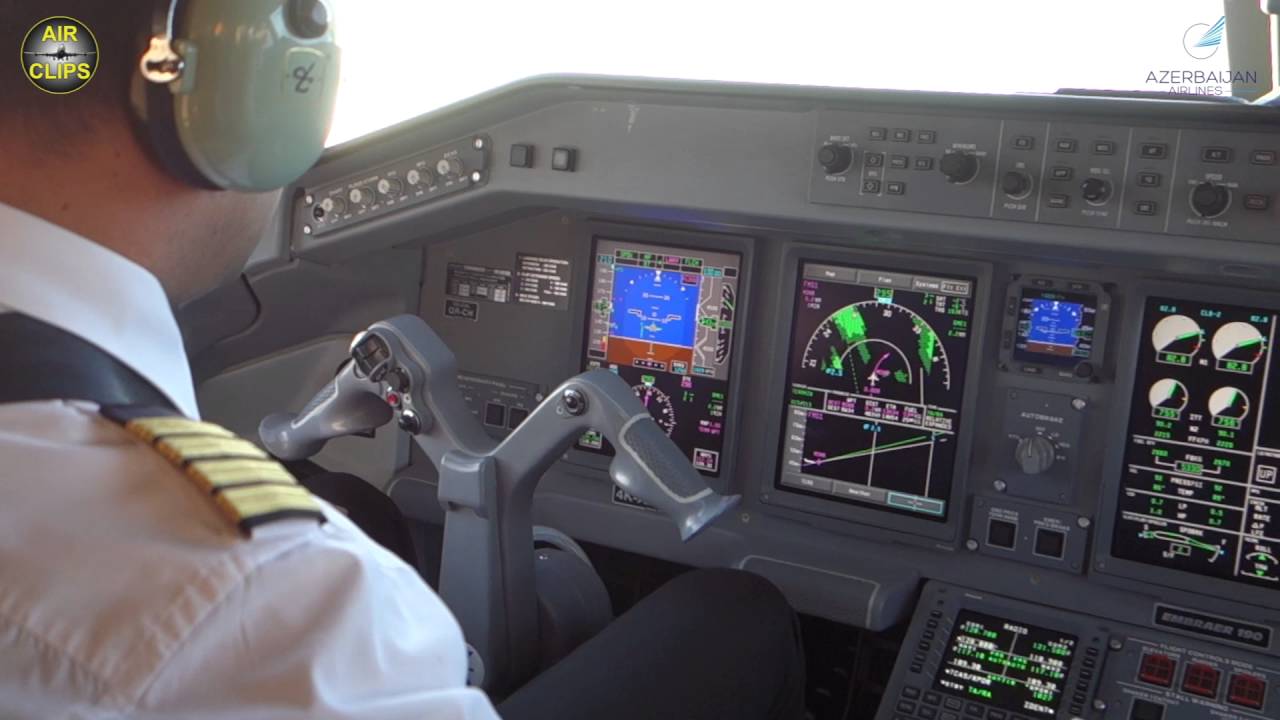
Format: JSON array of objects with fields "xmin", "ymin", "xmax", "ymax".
[
  {"xmin": 777, "ymin": 263, "xmax": 975, "ymax": 521},
  {"xmin": 580, "ymin": 238, "xmax": 740, "ymax": 476}
]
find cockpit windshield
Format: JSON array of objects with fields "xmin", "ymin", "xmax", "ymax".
[{"xmin": 325, "ymin": 0, "xmax": 1266, "ymax": 146}]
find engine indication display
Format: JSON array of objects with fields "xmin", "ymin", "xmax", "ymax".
[
  {"xmin": 935, "ymin": 611, "xmax": 1077, "ymax": 719},
  {"xmin": 579, "ymin": 238, "xmax": 740, "ymax": 476},
  {"xmin": 1112, "ymin": 296, "xmax": 1280, "ymax": 590},
  {"xmin": 776, "ymin": 263, "xmax": 975, "ymax": 521}
]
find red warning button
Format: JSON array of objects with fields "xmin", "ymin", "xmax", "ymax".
[
  {"xmin": 1227, "ymin": 673, "xmax": 1266, "ymax": 710},
  {"xmin": 1138, "ymin": 653, "xmax": 1177, "ymax": 687},
  {"xmin": 1182, "ymin": 663, "xmax": 1221, "ymax": 699}
]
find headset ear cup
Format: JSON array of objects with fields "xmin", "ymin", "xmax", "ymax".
[{"xmin": 129, "ymin": 7, "xmax": 223, "ymax": 190}]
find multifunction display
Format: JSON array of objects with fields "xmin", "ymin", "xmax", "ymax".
[
  {"xmin": 1113, "ymin": 296, "xmax": 1280, "ymax": 589},
  {"xmin": 777, "ymin": 263, "xmax": 975, "ymax": 520},
  {"xmin": 935, "ymin": 611, "xmax": 1077, "ymax": 718},
  {"xmin": 580, "ymin": 238, "xmax": 739, "ymax": 475},
  {"xmin": 1014, "ymin": 288, "xmax": 1097, "ymax": 366}
]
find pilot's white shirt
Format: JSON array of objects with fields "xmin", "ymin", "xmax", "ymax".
[{"xmin": 0, "ymin": 203, "xmax": 502, "ymax": 719}]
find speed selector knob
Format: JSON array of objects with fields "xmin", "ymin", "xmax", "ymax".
[
  {"xmin": 1001, "ymin": 171, "xmax": 1032, "ymax": 198},
  {"xmin": 1014, "ymin": 436, "xmax": 1057, "ymax": 476},
  {"xmin": 1080, "ymin": 177, "xmax": 1112, "ymax": 205},
  {"xmin": 1190, "ymin": 181, "xmax": 1231, "ymax": 218},
  {"xmin": 939, "ymin": 152, "xmax": 979, "ymax": 184},
  {"xmin": 817, "ymin": 144, "xmax": 854, "ymax": 175}
]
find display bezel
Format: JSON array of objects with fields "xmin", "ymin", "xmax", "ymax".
[
  {"xmin": 998, "ymin": 276, "xmax": 1111, "ymax": 382},
  {"xmin": 759, "ymin": 245, "xmax": 991, "ymax": 543},
  {"xmin": 564, "ymin": 225, "xmax": 753, "ymax": 488},
  {"xmin": 1093, "ymin": 281, "xmax": 1280, "ymax": 612}
]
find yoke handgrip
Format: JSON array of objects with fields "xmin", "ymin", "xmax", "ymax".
[{"xmin": 259, "ymin": 361, "xmax": 393, "ymax": 461}]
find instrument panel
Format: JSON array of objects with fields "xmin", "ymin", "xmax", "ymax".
[{"xmin": 213, "ymin": 76, "xmax": 1280, "ymax": 720}]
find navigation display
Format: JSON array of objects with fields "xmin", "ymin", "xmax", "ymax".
[
  {"xmin": 1014, "ymin": 288, "xmax": 1097, "ymax": 365},
  {"xmin": 936, "ymin": 611, "xmax": 1077, "ymax": 718},
  {"xmin": 776, "ymin": 262, "xmax": 975, "ymax": 521},
  {"xmin": 580, "ymin": 238, "xmax": 740, "ymax": 476},
  {"xmin": 1112, "ymin": 296, "xmax": 1280, "ymax": 589}
]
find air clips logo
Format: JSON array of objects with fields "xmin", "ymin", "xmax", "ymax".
[
  {"xmin": 20, "ymin": 16, "xmax": 98, "ymax": 94},
  {"xmin": 1145, "ymin": 15, "xmax": 1257, "ymax": 96}
]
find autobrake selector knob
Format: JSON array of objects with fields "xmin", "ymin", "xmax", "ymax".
[
  {"xmin": 817, "ymin": 144, "xmax": 854, "ymax": 175},
  {"xmin": 1190, "ymin": 181, "xmax": 1231, "ymax": 218},
  {"xmin": 939, "ymin": 152, "xmax": 979, "ymax": 184},
  {"xmin": 1001, "ymin": 170, "xmax": 1032, "ymax": 198},
  {"xmin": 1080, "ymin": 177, "xmax": 1112, "ymax": 205},
  {"xmin": 1014, "ymin": 435, "xmax": 1057, "ymax": 475}
]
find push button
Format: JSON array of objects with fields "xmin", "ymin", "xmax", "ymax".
[
  {"xmin": 1202, "ymin": 146, "xmax": 1233, "ymax": 163},
  {"xmin": 1130, "ymin": 699, "xmax": 1165, "ymax": 720},
  {"xmin": 1013, "ymin": 136, "xmax": 1035, "ymax": 150},
  {"xmin": 892, "ymin": 128, "xmax": 912, "ymax": 142},
  {"xmin": 863, "ymin": 179, "xmax": 882, "ymax": 194},
  {"xmin": 890, "ymin": 155, "xmax": 910, "ymax": 169},
  {"xmin": 914, "ymin": 157, "xmax": 935, "ymax": 171},
  {"xmin": 917, "ymin": 130, "xmax": 937, "ymax": 144},
  {"xmin": 1181, "ymin": 662, "xmax": 1221, "ymax": 698},
  {"xmin": 1227, "ymin": 673, "xmax": 1266, "ymax": 710},
  {"xmin": 886, "ymin": 181, "xmax": 907, "ymax": 195},
  {"xmin": 1251, "ymin": 149, "xmax": 1277, "ymax": 166},
  {"xmin": 1138, "ymin": 652, "xmax": 1176, "ymax": 687},
  {"xmin": 507, "ymin": 407, "xmax": 530, "ymax": 429},
  {"xmin": 866, "ymin": 152, "xmax": 885, "ymax": 168},
  {"xmin": 1047, "ymin": 194, "xmax": 1070, "ymax": 208},
  {"xmin": 509, "ymin": 144, "xmax": 534, "ymax": 168},
  {"xmin": 1050, "ymin": 166, "xmax": 1073, "ymax": 181},
  {"xmin": 1093, "ymin": 140, "xmax": 1116, "ymax": 155},
  {"xmin": 1055, "ymin": 139, "xmax": 1077, "ymax": 153},
  {"xmin": 1244, "ymin": 194, "xmax": 1270, "ymax": 211},
  {"xmin": 1139, "ymin": 143, "xmax": 1168, "ymax": 159},
  {"xmin": 551, "ymin": 147, "xmax": 577, "ymax": 171},
  {"xmin": 1134, "ymin": 200, "xmax": 1158, "ymax": 216},
  {"xmin": 483, "ymin": 402, "xmax": 507, "ymax": 428},
  {"xmin": 1034, "ymin": 529, "xmax": 1066, "ymax": 559},
  {"xmin": 869, "ymin": 127, "xmax": 888, "ymax": 141},
  {"xmin": 988, "ymin": 519, "xmax": 1017, "ymax": 549},
  {"xmin": 1137, "ymin": 171, "xmax": 1161, "ymax": 188}
]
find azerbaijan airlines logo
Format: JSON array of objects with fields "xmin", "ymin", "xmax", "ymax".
[{"xmin": 1183, "ymin": 16, "xmax": 1225, "ymax": 60}]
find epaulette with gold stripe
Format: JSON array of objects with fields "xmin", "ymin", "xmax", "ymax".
[{"xmin": 100, "ymin": 405, "xmax": 325, "ymax": 536}]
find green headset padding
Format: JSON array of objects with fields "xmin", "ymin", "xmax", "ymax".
[{"xmin": 168, "ymin": 0, "xmax": 340, "ymax": 192}]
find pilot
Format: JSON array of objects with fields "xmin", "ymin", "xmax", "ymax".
[{"xmin": 0, "ymin": 1, "xmax": 803, "ymax": 718}]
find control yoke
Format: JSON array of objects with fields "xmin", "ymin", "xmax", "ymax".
[{"xmin": 259, "ymin": 314, "xmax": 739, "ymax": 692}]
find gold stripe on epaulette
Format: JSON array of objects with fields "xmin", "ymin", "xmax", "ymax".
[
  {"xmin": 186, "ymin": 459, "xmax": 298, "ymax": 493},
  {"xmin": 215, "ymin": 484, "xmax": 325, "ymax": 533},
  {"xmin": 124, "ymin": 417, "xmax": 235, "ymax": 443},
  {"xmin": 154, "ymin": 435, "xmax": 268, "ymax": 465}
]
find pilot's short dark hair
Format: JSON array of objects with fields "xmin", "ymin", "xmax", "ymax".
[{"xmin": 3, "ymin": 1, "xmax": 153, "ymax": 140}]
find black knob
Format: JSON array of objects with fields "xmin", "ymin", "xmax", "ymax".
[
  {"xmin": 1073, "ymin": 361, "xmax": 1095, "ymax": 379},
  {"xmin": 817, "ymin": 144, "xmax": 854, "ymax": 175},
  {"xmin": 1001, "ymin": 171, "xmax": 1032, "ymax": 198},
  {"xmin": 939, "ymin": 152, "xmax": 979, "ymax": 184},
  {"xmin": 286, "ymin": 0, "xmax": 330, "ymax": 38},
  {"xmin": 1080, "ymin": 177, "xmax": 1112, "ymax": 205},
  {"xmin": 1190, "ymin": 181, "xmax": 1231, "ymax": 218}
]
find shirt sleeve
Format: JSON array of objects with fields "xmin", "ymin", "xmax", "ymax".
[{"xmin": 133, "ymin": 513, "xmax": 503, "ymax": 720}]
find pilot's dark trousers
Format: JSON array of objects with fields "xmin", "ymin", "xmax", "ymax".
[{"xmin": 499, "ymin": 567, "xmax": 806, "ymax": 720}]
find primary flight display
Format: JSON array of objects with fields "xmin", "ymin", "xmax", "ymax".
[
  {"xmin": 777, "ymin": 262, "xmax": 975, "ymax": 521},
  {"xmin": 580, "ymin": 238, "xmax": 740, "ymax": 476}
]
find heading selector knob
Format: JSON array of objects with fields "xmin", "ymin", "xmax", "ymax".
[
  {"xmin": 1080, "ymin": 177, "xmax": 1112, "ymax": 205},
  {"xmin": 939, "ymin": 151, "xmax": 979, "ymax": 184},
  {"xmin": 1190, "ymin": 181, "xmax": 1231, "ymax": 218},
  {"xmin": 1001, "ymin": 170, "xmax": 1032, "ymax": 199},
  {"xmin": 1014, "ymin": 435, "xmax": 1057, "ymax": 476},
  {"xmin": 817, "ymin": 144, "xmax": 854, "ymax": 175}
]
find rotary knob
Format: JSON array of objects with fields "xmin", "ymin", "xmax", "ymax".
[
  {"xmin": 1001, "ymin": 170, "xmax": 1032, "ymax": 199},
  {"xmin": 436, "ymin": 157, "xmax": 464, "ymax": 178},
  {"xmin": 1080, "ymin": 177, "xmax": 1112, "ymax": 205},
  {"xmin": 376, "ymin": 177, "xmax": 403, "ymax": 197},
  {"xmin": 1190, "ymin": 181, "xmax": 1231, "ymax": 218},
  {"xmin": 817, "ymin": 143, "xmax": 854, "ymax": 175},
  {"xmin": 939, "ymin": 152, "xmax": 979, "ymax": 184},
  {"xmin": 1014, "ymin": 435, "xmax": 1057, "ymax": 475},
  {"xmin": 348, "ymin": 186, "xmax": 373, "ymax": 207}
]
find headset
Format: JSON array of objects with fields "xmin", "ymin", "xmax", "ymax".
[{"xmin": 131, "ymin": 0, "xmax": 340, "ymax": 192}]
